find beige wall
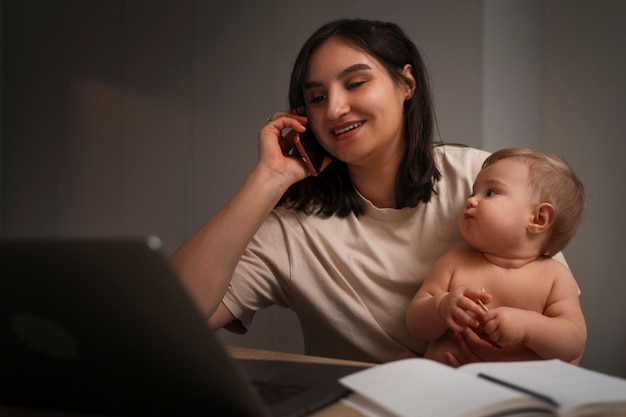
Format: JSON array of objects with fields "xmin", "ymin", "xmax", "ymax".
[{"xmin": 2, "ymin": 0, "xmax": 625, "ymax": 377}]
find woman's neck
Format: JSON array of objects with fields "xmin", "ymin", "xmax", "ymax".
[
  {"xmin": 349, "ymin": 161, "xmax": 399, "ymax": 209},
  {"xmin": 347, "ymin": 135, "xmax": 405, "ymax": 209}
]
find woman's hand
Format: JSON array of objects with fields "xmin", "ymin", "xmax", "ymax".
[
  {"xmin": 259, "ymin": 111, "xmax": 330, "ymax": 186},
  {"xmin": 443, "ymin": 328, "xmax": 540, "ymax": 367}
]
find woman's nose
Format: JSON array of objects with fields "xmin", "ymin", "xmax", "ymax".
[{"xmin": 326, "ymin": 90, "xmax": 350, "ymax": 120}]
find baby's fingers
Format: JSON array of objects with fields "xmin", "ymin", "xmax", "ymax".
[{"xmin": 447, "ymin": 308, "xmax": 479, "ymax": 331}]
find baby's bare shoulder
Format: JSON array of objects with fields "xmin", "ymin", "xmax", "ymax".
[
  {"xmin": 537, "ymin": 256, "xmax": 574, "ymax": 276},
  {"xmin": 442, "ymin": 247, "xmax": 482, "ymax": 262}
]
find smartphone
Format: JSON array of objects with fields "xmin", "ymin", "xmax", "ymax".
[{"xmin": 294, "ymin": 126, "xmax": 327, "ymax": 176}]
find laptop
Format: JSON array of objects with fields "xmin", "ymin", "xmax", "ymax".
[{"xmin": 0, "ymin": 237, "xmax": 367, "ymax": 417}]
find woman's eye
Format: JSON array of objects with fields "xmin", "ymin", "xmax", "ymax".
[
  {"xmin": 309, "ymin": 95, "xmax": 326, "ymax": 104},
  {"xmin": 347, "ymin": 81, "xmax": 365, "ymax": 89}
]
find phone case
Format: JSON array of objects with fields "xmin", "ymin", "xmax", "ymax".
[{"xmin": 294, "ymin": 128, "xmax": 326, "ymax": 176}]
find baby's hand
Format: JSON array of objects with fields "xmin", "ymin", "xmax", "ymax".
[
  {"xmin": 438, "ymin": 287, "xmax": 490, "ymax": 332},
  {"xmin": 482, "ymin": 307, "xmax": 526, "ymax": 346}
]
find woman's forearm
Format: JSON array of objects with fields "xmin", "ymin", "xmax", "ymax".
[{"xmin": 169, "ymin": 167, "xmax": 290, "ymax": 320}]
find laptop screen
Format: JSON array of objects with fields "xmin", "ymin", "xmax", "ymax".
[
  {"xmin": 0, "ymin": 237, "xmax": 368, "ymax": 417},
  {"xmin": 0, "ymin": 237, "xmax": 268, "ymax": 416}
]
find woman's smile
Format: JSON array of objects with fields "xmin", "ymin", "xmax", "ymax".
[{"xmin": 331, "ymin": 121, "xmax": 365, "ymax": 140}]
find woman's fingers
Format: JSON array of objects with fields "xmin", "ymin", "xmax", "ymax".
[{"xmin": 266, "ymin": 111, "xmax": 307, "ymax": 127}]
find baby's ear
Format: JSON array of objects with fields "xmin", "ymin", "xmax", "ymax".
[{"xmin": 527, "ymin": 202, "xmax": 555, "ymax": 234}]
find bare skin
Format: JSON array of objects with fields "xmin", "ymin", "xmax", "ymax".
[
  {"xmin": 406, "ymin": 158, "xmax": 586, "ymax": 366},
  {"xmin": 409, "ymin": 248, "xmax": 585, "ymax": 365}
]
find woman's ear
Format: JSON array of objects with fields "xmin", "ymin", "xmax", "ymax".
[
  {"xmin": 528, "ymin": 203, "xmax": 555, "ymax": 234},
  {"xmin": 400, "ymin": 64, "xmax": 416, "ymax": 100}
]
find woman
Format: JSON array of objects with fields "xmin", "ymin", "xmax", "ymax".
[{"xmin": 170, "ymin": 19, "xmax": 534, "ymax": 364}]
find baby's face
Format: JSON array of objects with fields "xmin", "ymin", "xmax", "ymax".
[{"xmin": 459, "ymin": 158, "xmax": 537, "ymax": 255}]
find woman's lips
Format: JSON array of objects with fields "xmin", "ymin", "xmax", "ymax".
[{"xmin": 331, "ymin": 121, "xmax": 364, "ymax": 140}]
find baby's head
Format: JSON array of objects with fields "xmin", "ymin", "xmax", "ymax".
[{"xmin": 482, "ymin": 148, "xmax": 585, "ymax": 257}]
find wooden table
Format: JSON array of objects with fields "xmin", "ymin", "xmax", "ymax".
[{"xmin": 227, "ymin": 346, "xmax": 375, "ymax": 417}]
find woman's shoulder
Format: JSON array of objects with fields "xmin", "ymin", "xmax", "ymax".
[
  {"xmin": 435, "ymin": 144, "xmax": 490, "ymax": 166},
  {"xmin": 434, "ymin": 144, "xmax": 490, "ymax": 181}
]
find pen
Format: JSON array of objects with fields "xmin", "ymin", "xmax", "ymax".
[{"xmin": 477, "ymin": 373, "xmax": 560, "ymax": 408}]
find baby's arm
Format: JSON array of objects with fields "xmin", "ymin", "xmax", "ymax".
[
  {"xmin": 481, "ymin": 261, "xmax": 586, "ymax": 363},
  {"xmin": 406, "ymin": 250, "xmax": 490, "ymax": 342}
]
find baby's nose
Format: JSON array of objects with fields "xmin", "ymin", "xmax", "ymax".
[{"xmin": 466, "ymin": 196, "xmax": 478, "ymax": 208}]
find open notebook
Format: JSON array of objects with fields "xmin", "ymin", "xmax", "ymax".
[{"xmin": 0, "ymin": 237, "xmax": 366, "ymax": 417}]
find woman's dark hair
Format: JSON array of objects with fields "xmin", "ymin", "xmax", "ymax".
[{"xmin": 279, "ymin": 19, "xmax": 440, "ymax": 217}]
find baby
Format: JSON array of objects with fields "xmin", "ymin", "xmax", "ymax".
[{"xmin": 406, "ymin": 148, "xmax": 587, "ymax": 365}]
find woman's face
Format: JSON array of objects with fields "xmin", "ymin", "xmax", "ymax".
[{"xmin": 304, "ymin": 36, "xmax": 414, "ymax": 170}]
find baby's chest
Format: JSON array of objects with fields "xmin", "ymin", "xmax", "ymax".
[{"xmin": 451, "ymin": 269, "xmax": 554, "ymax": 312}]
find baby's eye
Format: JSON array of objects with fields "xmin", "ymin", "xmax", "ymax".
[{"xmin": 486, "ymin": 189, "xmax": 498, "ymax": 197}]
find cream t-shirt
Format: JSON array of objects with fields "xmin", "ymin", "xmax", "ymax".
[{"xmin": 222, "ymin": 145, "xmax": 490, "ymax": 362}]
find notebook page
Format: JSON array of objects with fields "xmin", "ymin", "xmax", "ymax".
[
  {"xmin": 459, "ymin": 359, "xmax": 626, "ymax": 415},
  {"xmin": 340, "ymin": 358, "xmax": 553, "ymax": 417}
]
